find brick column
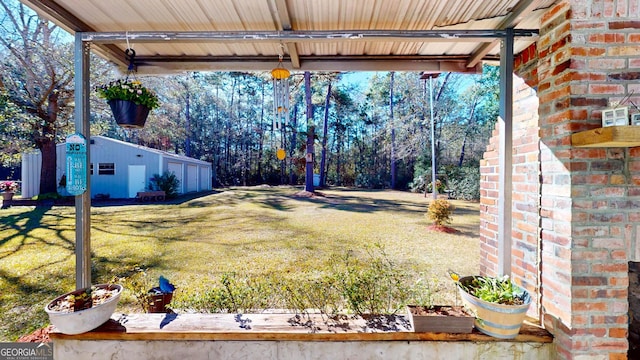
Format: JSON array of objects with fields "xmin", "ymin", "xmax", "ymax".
[
  {"xmin": 537, "ymin": 1, "xmax": 634, "ymax": 358},
  {"xmin": 480, "ymin": 46, "xmax": 541, "ymax": 318}
]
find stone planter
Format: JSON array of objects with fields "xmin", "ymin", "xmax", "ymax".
[
  {"xmin": 458, "ymin": 276, "xmax": 531, "ymax": 339},
  {"xmin": 407, "ymin": 305, "xmax": 474, "ymax": 333},
  {"xmin": 45, "ymin": 284, "xmax": 122, "ymax": 335},
  {"xmin": 108, "ymin": 99, "xmax": 150, "ymax": 129}
]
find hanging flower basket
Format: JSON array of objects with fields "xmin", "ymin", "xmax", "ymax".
[
  {"xmin": 108, "ymin": 99, "xmax": 151, "ymax": 129},
  {"xmin": 96, "ymin": 77, "xmax": 160, "ymax": 129}
]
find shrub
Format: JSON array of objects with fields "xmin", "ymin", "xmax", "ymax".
[
  {"xmin": 171, "ymin": 246, "xmax": 435, "ymax": 316},
  {"xmin": 332, "ymin": 245, "xmax": 414, "ymax": 315},
  {"xmin": 149, "ymin": 171, "xmax": 180, "ymax": 198},
  {"xmin": 426, "ymin": 199, "xmax": 453, "ymax": 226},
  {"xmin": 117, "ymin": 268, "xmax": 154, "ymax": 312},
  {"xmin": 426, "ymin": 179, "xmax": 446, "ymax": 193},
  {"xmin": 175, "ymin": 272, "xmax": 277, "ymax": 313},
  {"xmin": 446, "ymin": 166, "xmax": 480, "ymax": 201}
]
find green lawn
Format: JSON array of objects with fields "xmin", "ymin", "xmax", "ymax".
[{"xmin": 0, "ymin": 186, "xmax": 479, "ymax": 340}]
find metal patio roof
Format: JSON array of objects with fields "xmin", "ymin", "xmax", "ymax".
[{"xmin": 21, "ymin": 0, "xmax": 558, "ymax": 73}]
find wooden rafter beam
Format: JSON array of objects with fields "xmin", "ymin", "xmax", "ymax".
[
  {"xmin": 132, "ymin": 55, "xmax": 486, "ymax": 73},
  {"xmin": 269, "ymin": 0, "xmax": 301, "ymax": 69},
  {"xmin": 467, "ymin": 0, "xmax": 544, "ymax": 68}
]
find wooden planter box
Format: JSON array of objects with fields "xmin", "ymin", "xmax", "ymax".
[{"xmin": 407, "ymin": 305, "xmax": 474, "ymax": 333}]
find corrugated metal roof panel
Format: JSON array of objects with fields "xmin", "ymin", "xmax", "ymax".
[{"xmin": 21, "ymin": 0, "xmax": 559, "ymax": 71}]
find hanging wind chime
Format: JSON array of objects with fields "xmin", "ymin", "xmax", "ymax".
[{"xmin": 271, "ymin": 54, "xmax": 291, "ymax": 132}]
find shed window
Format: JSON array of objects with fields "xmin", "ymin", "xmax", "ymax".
[
  {"xmin": 98, "ymin": 163, "xmax": 115, "ymax": 175},
  {"xmin": 90, "ymin": 163, "xmax": 93, "ymax": 175}
]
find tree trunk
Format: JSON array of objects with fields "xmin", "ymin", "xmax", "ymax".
[
  {"xmin": 458, "ymin": 95, "xmax": 479, "ymax": 167},
  {"xmin": 320, "ymin": 83, "xmax": 332, "ymax": 187},
  {"xmin": 280, "ymin": 112, "xmax": 286, "ymax": 185},
  {"xmin": 289, "ymin": 103, "xmax": 298, "ymax": 185},
  {"xmin": 257, "ymin": 82, "xmax": 265, "ymax": 182},
  {"xmin": 225, "ymin": 77, "xmax": 237, "ymax": 183},
  {"xmin": 304, "ymin": 71, "xmax": 314, "ymax": 193},
  {"xmin": 38, "ymin": 91, "xmax": 59, "ymax": 194},
  {"xmin": 212, "ymin": 84, "xmax": 220, "ymax": 187},
  {"xmin": 390, "ymin": 72, "xmax": 396, "ymax": 189},
  {"xmin": 185, "ymin": 91, "xmax": 191, "ymax": 157},
  {"xmin": 335, "ymin": 137, "xmax": 342, "ymax": 186}
]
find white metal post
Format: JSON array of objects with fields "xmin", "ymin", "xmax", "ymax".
[
  {"xmin": 74, "ymin": 33, "xmax": 92, "ymax": 289},
  {"xmin": 498, "ymin": 28, "xmax": 514, "ymax": 276}
]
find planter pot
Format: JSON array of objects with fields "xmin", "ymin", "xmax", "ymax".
[
  {"xmin": 108, "ymin": 99, "xmax": 150, "ymax": 129},
  {"xmin": 147, "ymin": 287, "xmax": 173, "ymax": 313},
  {"xmin": 45, "ymin": 284, "xmax": 122, "ymax": 335},
  {"xmin": 407, "ymin": 305, "xmax": 474, "ymax": 333},
  {"xmin": 458, "ymin": 276, "xmax": 531, "ymax": 339},
  {"xmin": 2, "ymin": 192, "xmax": 14, "ymax": 201}
]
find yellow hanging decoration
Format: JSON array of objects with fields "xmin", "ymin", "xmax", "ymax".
[{"xmin": 271, "ymin": 54, "xmax": 290, "ymax": 131}]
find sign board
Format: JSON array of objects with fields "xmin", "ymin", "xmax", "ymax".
[
  {"xmin": 276, "ymin": 148, "xmax": 286, "ymax": 161},
  {"xmin": 65, "ymin": 133, "xmax": 87, "ymax": 195}
]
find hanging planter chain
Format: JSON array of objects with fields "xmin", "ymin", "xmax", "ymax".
[{"xmin": 96, "ymin": 45, "xmax": 160, "ymax": 129}]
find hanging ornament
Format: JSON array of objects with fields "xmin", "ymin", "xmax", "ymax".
[{"xmin": 271, "ymin": 54, "xmax": 290, "ymax": 130}]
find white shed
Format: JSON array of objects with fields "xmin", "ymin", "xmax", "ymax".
[{"xmin": 41, "ymin": 135, "xmax": 213, "ymax": 199}]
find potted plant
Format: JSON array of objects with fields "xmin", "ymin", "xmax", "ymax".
[
  {"xmin": 96, "ymin": 79, "xmax": 160, "ymax": 129},
  {"xmin": 456, "ymin": 275, "xmax": 531, "ymax": 339},
  {"xmin": 0, "ymin": 180, "xmax": 19, "ymax": 201},
  {"xmin": 147, "ymin": 276, "xmax": 176, "ymax": 313},
  {"xmin": 119, "ymin": 270, "xmax": 176, "ymax": 313},
  {"xmin": 45, "ymin": 283, "xmax": 122, "ymax": 335}
]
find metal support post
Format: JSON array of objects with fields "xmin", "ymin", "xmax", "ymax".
[{"xmin": 74, "ymin": 33, "xmax": 92, "ymax": 289}]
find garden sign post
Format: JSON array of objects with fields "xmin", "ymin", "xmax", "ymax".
[{"xmin": 65, "ymin": 134, "xmax": 88, "ymax": 196}]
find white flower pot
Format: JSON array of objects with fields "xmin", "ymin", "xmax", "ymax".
[{"xmin": 45, "ymin": 284, "xmax": 122, "ymax": 335}]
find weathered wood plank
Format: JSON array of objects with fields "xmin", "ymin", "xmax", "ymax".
[
  {"xmin": 571, "ymin": 126, "xmax": 640, "ymax": 147},
  {"xmin": 50, "ymin": 313, "xmax": 553, "ymax": 343}
]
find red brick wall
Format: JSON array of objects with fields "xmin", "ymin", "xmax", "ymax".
[
  {"xmin": 479, "ymin": 127, "xmax": 499, "ymax": 277},
  {"xmin": 479, "ymin": 0, "xmax": 640, "ymax": 358},
  {"xmin": 511, "ymin": 77, "xmax": 541, "ymax": 320},
  {"xmin": 479, "ymin": 73, "xmax": 541, "ymax": 318},
  {"xmin": 481, "ymin": 39, "xmax": 541, "ymax": 315}
]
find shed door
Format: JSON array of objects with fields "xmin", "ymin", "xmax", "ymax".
[
  {"xmin": 128, "ymin": 165, "xmax": 146, "ymax": 198},
  {"xmin": 199, "ymin": 167, "xmax": 210, "ymax": 190},
  {"xmin": 187, "ymin": 165, "xmax": 198, "ymax": 192},
  {"xmin": 167, "ymin": 162, "xmax": 183, "ymax": 194}
]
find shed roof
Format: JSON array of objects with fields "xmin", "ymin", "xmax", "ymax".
[
  {"xmin": 20, "ymin": 0, "xmax": 558, "ymax": 73},
  {"xmin": 55, "ymin": 136, "xmax": 212, "ymax": 166},
  {"xmin": 90, "ymin": 136, "xmax": 212, "ymax": 166}
]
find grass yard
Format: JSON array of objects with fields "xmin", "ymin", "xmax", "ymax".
[{"xmin": 0, "ymin": 186, "xmax": 479, "ymax": 341}]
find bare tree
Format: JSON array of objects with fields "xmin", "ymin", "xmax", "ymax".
[{"xmin": 0, "ymin": 0, "xmax": 74, "ymax": 193}]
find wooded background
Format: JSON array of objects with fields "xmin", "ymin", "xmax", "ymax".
[{"xmin": 0, "ymin": 0, "xmax": 499, "ymax": 199}]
